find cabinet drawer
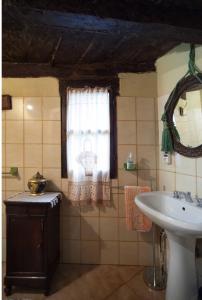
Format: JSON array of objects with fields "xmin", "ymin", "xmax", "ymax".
[{"xmin": 7, "ymin": 205, "xmax": 47, "ymax": 216}]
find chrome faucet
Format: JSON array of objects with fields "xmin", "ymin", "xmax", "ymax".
[
  {"xmin": 195, "ymin": 195, "xmax": 202, "ymax": 207},
  {"xmin": 173, "ymin": 191, "xmax": 193, "ymax": 203}
]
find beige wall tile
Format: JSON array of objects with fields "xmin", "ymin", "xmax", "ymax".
[
  {"xmin": 100, "ymin": 217, "xmax": 118, "ymax": 241},
  {"xmin": 62, "ymin": 216, "xmax": 80, "ymax": 240},
  {"xmin": 175, "ymin": 154, "xmax": 196, "ymax": 176},
  {"xmin": 137, "ymin": 146, "xmax": 156, "ymax": 170},
  {"xmin": 61, "ymin": 196, "xmax": 80, "ymax": 216},
  {"xmin": 138, "ymin": 242, "xmax": 153, "ymax": 266},
  {"xmin": 117, "ymin": 121, "xmax": 136, "ymax": 144},
  {"xmin": 24, "ymin": 144, "xmax": 42, "ymax": 167},
  {"xmin": 43, "ymin": 168, "xmax": 61, "ymax": 191},
  {"xmin": 176, "ymin": 174, "xmax": 196, "ymax": 195},
  {"xmin": 100, "ymin": 194, "xmax": 118, "ymax": 217},
  {"xmin": 137, "ymin": 170, "xmax": 157, "ymax": 191},
  {"xmin": 81, "ymin": 217, "xmax": 99, "ymax": 241},
  {"xmin": 119, "ymin": 242, "xmax": 138, "ymax": 265},
  {"xmin": 81, "ymin": 241, "xmax": 100, "ymax": 264},
  {"xmin": 117, "ymin": 97, "xmax": 136, "ymax": 120},
  {"xmin": 118, "ymin": 194, "xmax": 125, "ymax": 217},
  {"xmin": 61, "ymin": 178, "xmax": 68, "ymax": 193},
  {"xmin": 24, "ymin": 97, "xmax": 42, "ymax": 120},
  {"xmin": 6, "ymin": 167, "xmax": 24, "ymax": 191},
  {"xmin": 42, "ymin": 97, "xmax": 60, "ymax": 120},
  {"xmin": 138, "ymin": 232, "xmax": 152, "ymax": 242},
  {"xmin": 2, "ymin": 144, "xmax": 6, "ymax": 168},
  {"xmin": 24, "ymin": 121, "xmax": 42, "ymax": 143},
  {"xmin": 6, "ymin": 97, "xmax": 23, "ymax": 120},
  {"xmin": 100, "ymin": 241, "xmax": 119, "ymax": 264},
  {"xmin": 43, "ymin": 145, "xmax": 61, "ymax": 168},
  {"xmin": 6, "ymin": 144, "xmax": 23, "ymax": 167},
  {"xmin": 43, "ymin": 121, "xmax": 61, "ymax": 144},
  {"xmin": 197, "ymin": 158, "xmax": 202, "ymax": 177},
  {"xmin": 157, "ymin": 95, "xmax": 169, "ymax": 120},
  {"xmin": 119, "ymin": 218, "xmax": 138, "ymax": 241},
  {"xmin": 6, "ymin": 121, "xmax": 23, "ymax": 143},
  {"xmin": 159, "ymin": 147, "xmax": 176, "ymax": 172},
  {"xmin": 118, "ymin": 169, "xmax": 137, "ymax": 186},
  {"xmin": 137, "ymin": 121, "xmax": 155, "ymax": 145},
  {"xmin": 2, "ymin": 121, "xmax": 5, "ymax": 143},
  {"xmin": 80, "ymin": 205, "xmax": 99, "ymax": 217},
  {"xmin": 197, "ymin": 177, "xmax": 202, "ymax": 197},
  {"xmin": 136, "ymin": 97, "xmax": 155, "ymax": 121},
  {"xmin": 158, "ymin": 170, "xmax": 175, "ymax": 192},
  {"xmin": 62, "ymin": 240, "xmax": 80, "ymax": 263},
  {"xmin": 118, "ymin": 145, "xmax": 137, "ymax": 169}
]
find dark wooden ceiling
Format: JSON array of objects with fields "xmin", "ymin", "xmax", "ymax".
[{"xmin": 3, "ymin": 0, "xmax": 202, "ymax": 79}]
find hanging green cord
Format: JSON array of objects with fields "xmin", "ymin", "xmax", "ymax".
[{"xmin": 188, "ymin": 44, "xmax": 202, "ymax": 83}]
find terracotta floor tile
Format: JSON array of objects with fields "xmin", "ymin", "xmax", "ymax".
[{"xmin": 106, "ymin": 284, "xmax": 139, "ymax": 300}]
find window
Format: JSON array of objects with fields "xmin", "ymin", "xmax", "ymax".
[{"xmin": 60, "ymin": 79, "xmax": 118, "ymax": 180}]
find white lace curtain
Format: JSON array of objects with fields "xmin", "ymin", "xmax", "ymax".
[{"xmin": 66, "ymin": 87, "xmax": 111, "ymax": 205}]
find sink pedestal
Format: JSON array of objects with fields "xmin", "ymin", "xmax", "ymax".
[{"xmin": 166, "ymin": 231, "xmax": 198, "ymax": 300}]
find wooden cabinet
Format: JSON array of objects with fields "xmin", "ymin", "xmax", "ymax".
[{"xmin": 4, "ymin": 192, "xmax": 61, "ymax": 296}]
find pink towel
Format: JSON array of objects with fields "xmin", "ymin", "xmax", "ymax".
[{"xmin": 124, "ymin": 186, "xmax": 152, "ymax": 232}]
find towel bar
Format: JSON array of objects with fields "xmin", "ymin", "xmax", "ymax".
[{"xmin": 2, "ymin": 167, "xmax": 18, "ymax": 177}]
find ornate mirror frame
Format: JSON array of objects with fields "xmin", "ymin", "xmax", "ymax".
[{"xmin": 165, "ymin": 74, "xmax": 202, "ymax": 157}]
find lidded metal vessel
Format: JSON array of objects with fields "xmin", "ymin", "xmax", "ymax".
[{"xmin": 28, "ymin": 172, "xmax": 47, "ymax": 195}]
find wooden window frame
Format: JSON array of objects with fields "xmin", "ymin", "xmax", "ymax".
[{"xmin": 59, "ymin": 78, "xmax": 119, "ymax": 179}]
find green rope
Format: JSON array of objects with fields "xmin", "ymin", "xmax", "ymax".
[{"xmin": 161, "ymin": 44, "xmax": 201, "ymax": 155}]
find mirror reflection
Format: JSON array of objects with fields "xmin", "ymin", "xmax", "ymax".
[{"xmin": 174, "ymin": 88, "xmax": 202, "ymax": 148}]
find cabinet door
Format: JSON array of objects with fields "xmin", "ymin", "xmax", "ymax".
[{"xmin": 7, "ymin": 216, "xmax": 45, "ymax": 274}]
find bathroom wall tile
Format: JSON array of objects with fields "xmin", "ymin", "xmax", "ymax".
[
  {"xmin": 2, "ymin": 144, "xmax": 6, "ymax": 167},
  {"xmin": 6, "ymin": 144, "xmax": 23, "ymax": 167},
  {"xmin": 118, "ymin": 145, "xmax": 137, "ymax": 169},
  {"xmin": 6, "ymin": 121, "xmax": 23, "ymax": 143},
  {"xmin": 137, "ymin": 121, "xmax": 155, "ymax": 145},
  {"xmin": 175, "ymin": 154, "xmax": 196, "ymax": 176},
  {"xmin": 117, "ymin": 97, "xmax": 136, "ymax": 120},
  {"xmin": 62, "ymin": 240, "xmax": 80, "ymax": 263},
  {"xmin": 2, "ymin": 111, "xmax": 6, "ymax": 120},
  {"xmin": 159, "ymin": 147, "xmax": 176, "ymax": 172},
  {"xmin": 117, "ymin": 121, "xmax": 136, "ymax": 144},
  {"xmin": 118, "ymin": 194, "xmax": 125, "ymax": 217},
  {"xmin": 43, "ymin": 145, "xmax": 61, "ymax": 168},
  {"xmin": 24, "ymin": 121, "xmax": 42, "ymax": 143},
  {"xmin": 136, "ymin": 97, "xmax": 155, "ymax": 121},
  {"xmin": 176, "ymin": 174, "xmax": 196, "ymax": 195},
  {"xmin": 197, "ymin": 158, "xmax": 202, "ymax": 177},
  {"xmin": 61, "ymin": 178, "xmax": 68, "ymax": 193},
  {"xmin": 119, "ymin": 242, "xmax": 138, "ymax": 265},
  {"xmin": 62, "ymin": 216, "xmax": 80, "ymax": 240},
  {"xmin": 61, "ymin": 196, "xmax": 80, "ymax": 216},
  {"xmin": 43, "ymin": 168, "xmax": 61, "ymax": 191},
  {"xmin": 197, "ymin": 177, "xmax": 202, "ymax": 197},
  {"xmin": 137, "ymin": 146, "xmax": 156, "ymax": 170},
  {"xmin": 2, "ymin": 121, "xmax": 5, "ymax": 144},
  {"xmin": 137, "ymin": 170, "xmax": 157, "ymax": 191},
  {"xmin": 100, "ymin": 241, "xmax": 119, "ymax": 264},
  {"xmin": 119, "ymin": 218, "xmax": 138, "ymax": 241},
  {"xmin": 81, "ymin": 217, "xmax": 99, "ymax": 241},
  {"xmin": 158, "ymin": 170, "xmax": 175, "ymax": 192},
  {"xmin": 43, "ymin": 121, "xmax": 61, "ymax": 144},
  {"xmin": 81, "ymin": 241, "xmax": 100, "ymax": 264},
  {"xmin": 24, "ymin": 144, "xmax": 42, "ymax": 167},
  {"xmin": 24, "ymin": 97, "xmax": 42, "ymax": 120},
  {"xmin": 157, "ymin": 121, "xmax": 163, "ymax": 146},
  {"xmin": 80, "ymin": 205, "xmax": 99, "ymax": 217},
  {"xmin": 138, "ymin": 242, "xmax": 153, "ymax": 266},
  {"xmin": 2, "ymin": 168, "xmax": 6, "ymax": 191},
  {"xmin": 6, "ymin": 97, "xmax": 23, "ymax": 120},
  {"xmin": 42, "ymin": 97, "xmax": 61, "ymax": 120},
  {"xmin": 118, "ymin": 169, "xmax": 137, "ymax": 186},
  {"xmin": 157, "ymin": 94, "xmax": 169, "ymax": 121},
  {"xmin": 138, "ymin": 232, "xmax": 152, "ymax": 242},
  {"xmin": 100, "ymin": 194, "xmax": 118, "ymax": 217},
  {"xmin": 24, "ymin": 167, "xmax": 42, "ymax": 191},
  {"xmin": 100, "ymin": 217, "xmax": 118, "ymax": 241},
  {"xmin": 6, "ymin": 167, "xmax": 24, "ymax": 191}
]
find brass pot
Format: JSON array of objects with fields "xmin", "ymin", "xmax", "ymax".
[{"xmin": 28, "ymin": 172, "xmax": 47, "ymax": 195}]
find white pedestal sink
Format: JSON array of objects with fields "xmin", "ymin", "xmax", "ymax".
[{"xmin": 135, "ymin": 191, "xmax": 202, "ymax": 300}]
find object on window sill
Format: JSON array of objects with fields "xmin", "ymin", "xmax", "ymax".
[
  {"xmin": 123, "ymin": 162, "xmax": 137, "ymax": 171},
  {"xmin": 2, "ymin": 167, "xmax": 18, "ymax": 176}
]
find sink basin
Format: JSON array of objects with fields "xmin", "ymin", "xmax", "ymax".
[{"xmin": 135, "ymin": 191, "xmax": 202, "ymax": 300}]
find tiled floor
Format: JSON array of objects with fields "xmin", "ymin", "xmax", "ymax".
[{"xmin": 2, "ymin": 263, "xmax": 165, "ymax": 300}]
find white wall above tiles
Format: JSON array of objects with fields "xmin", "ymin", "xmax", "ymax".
[{"xmin": 2, "ymin": 74, "xmax": 157, "ymax": 265}]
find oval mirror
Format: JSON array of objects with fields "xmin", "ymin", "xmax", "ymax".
[{"xmin": 166, "ymin": 74, "xmax": 202, "ymax": 157}]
